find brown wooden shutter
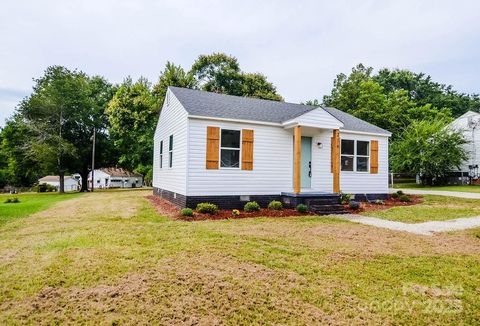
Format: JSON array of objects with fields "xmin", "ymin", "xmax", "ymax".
[
  {"xmin": 206, "ymin": 126, "xmax": 219, "ymax": 169},
  {"xmin": 331, "ymin": 130, "xmax": 340, "ymax": 193},
  {"xmin": 242, "ymin": 129, "xmax": 254, "ymax": 170},
  {"xmin": 370, "ymin": 140, "xmax": 379, "ymax": 174}
]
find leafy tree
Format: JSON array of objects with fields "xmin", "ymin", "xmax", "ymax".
[
  {"xmin": 390, "ymin": 119, "xmax": 468, "ymax": 185},
  {"xmin": 16, "ymin": 66, "xmax": 114, "ymax": 192},
  {"xmin": 190, "ymin": 53, "xmax": 282, "ymax": 100},
  {"xmin": 374, "ymin": 68, "xmax": 480, "ymax": 117},
  {"xmin": 152, "ymin": 62, "xmax": 196, "ymax": 102},
  {"xmin": 106, "ymin": 77, "xmax": 157, "ymax": 173}
]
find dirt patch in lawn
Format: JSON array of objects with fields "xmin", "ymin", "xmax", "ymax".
[
  {"xmin": 147, "ymin": 195, "xmax": 308, "ymax": 221},
  {"xmin": 4, "ymin": 252, "xmax": 370, "ymax": 325}
]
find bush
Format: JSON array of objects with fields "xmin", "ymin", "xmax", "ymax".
[
  {"xmin": 180, "ymin": 208, "xmax": 193, "ymax": 217},
  {"xmin": 296, "ymin": 204, "xmax": 308, "ymax": 213},
  {"xmin": 195, "ymin": 202, "xmax": 218, "ymax": 214},
  {"xmin": 244, "ymin": 201, "xmax": 260, "ymax": 212},
  {"xmin": 349, "ymin": 201, "xmax": 360, "ymax": 210},
  {"xmin": 391, "ymin": 192, "xmax": 399, "ymax": 199},
  {"xmin": 396, "ymin": 190, "xmax": 404, "ymax": 196},
  {"xmin": 268, "ymin": 200, "xmax": 283, "ymax": 210},
  {"xmin": 232, "ymin": 209, "xmax": 240, "ymax": 216},
  {"xmin": 399, "ymin": 195, "xmax": 411, "ymax": 202},
  {"xmin": 340, "ymin": 192, "xmax": 352, "ymax": 204},
  {"xmin": 4, "ymin": 197, "xmax": 20, "ymax": 204}
]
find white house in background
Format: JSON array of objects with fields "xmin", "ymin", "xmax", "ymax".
[
  {"xmin": 449, "ymin": 111, "xmax": 480, "ymax": 183},
  {"xmin": 152, "ymin": 87, "xmax": 391, "ymax": 210},
  {"xmin": 38, "ymin": 176, "xmax": 80, "ymax": 191},
  {"xmin": 88, "ymin": 167, "xmax": 143, "ymax": 189}
]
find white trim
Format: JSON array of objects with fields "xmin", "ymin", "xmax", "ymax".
[
  {"xmin": 341, "ymin": 129, "xmax": 391, "ymax": 137},
  {"xmin": 188, "ymin": 115, "xmax": 282, "ymax": 127}
]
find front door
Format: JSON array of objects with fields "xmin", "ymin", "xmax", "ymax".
[{"xmin": 301, "ymin": 136, "xmax": 312, "ymax": 188}]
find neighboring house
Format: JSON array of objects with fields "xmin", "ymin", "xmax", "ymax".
[
  {"xmin": 448, "ymin": 111, "xmax": 480, "ymax": 184},
  {"xmin": 152, "ymin": 87, "xmax": 391, "ymax": 209},
  {"xmin": 88, "ymin": 168, "xmax": 143, "ymax": 189},
  {"xmin": 38, "ymin": 176, "xmax": 80, "ymax": 191}
]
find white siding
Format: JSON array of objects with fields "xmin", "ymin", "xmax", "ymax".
[
  {"xmin": 310, "ymin": 130, "xmax": 334, "ymax": 192},
  {"xmin": 152, "ymin": 90, "xmax": 189, "ymax": 194},
  {"xmin": 283, "ymin": 108, "xmax": 343, "ymax": 129},
  {"xmin": 187, "ymin": 119, "xmax": 293, "ymax": 196},
  {"xmin": 449, "ymin": 111, "xmax": 480, "ymax": 172},
  {"xmin": 338, "ymin": 132, "xmax": 389, "ymax": 194}
]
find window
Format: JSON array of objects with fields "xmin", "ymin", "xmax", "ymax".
[
  {"xmin": 356, "ymin": 141, "xmax": 369, "ymax": 172},
  {"xmin": 168, "ymin": 135, "xmax": 173, "ymax": 168},
  {"xmin": 220, "ymin": 129, "xmax": 240, "ymax": 168},
  {"xmin": 340, "ymin": 139, "xmax": 354, "ymax": 171},
  {"xmin": 340, "ymin": 139, "xmax": 369, "ymax": 172},
  {"xmin": 159, "ymin": 140, "xmax": 163, "ymax": 168}
]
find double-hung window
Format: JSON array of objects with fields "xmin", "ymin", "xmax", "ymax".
[
  {"xmin": 159, "ymin": 140, "xmax": 163, "ymax": 168},
  {"xmin": 220, "ymin": 129, "xmax": 241, "ymax": 168},
  {"xmin": 168, "ymin": 135, "xmax": 173, "ymax": 168},
  {"xmin": 340, "ymin": 139, "xmax": 369, "ymax": 172}
]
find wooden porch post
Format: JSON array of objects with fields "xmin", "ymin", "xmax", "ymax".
[
  {"xmin": 294, "ymin": 125, "xmax": 302, "ymax": 194},
  {"xmin": 332, "ymin": 129, "xmax": 340, "ymax": 193}
]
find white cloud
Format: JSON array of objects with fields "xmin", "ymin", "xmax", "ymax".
[{"xmin": 1, "ymin": 0, "xmax": 479, "ymax": 126}]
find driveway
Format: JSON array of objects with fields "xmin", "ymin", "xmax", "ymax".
[
  {"xmin": 341, "ymin": 214, "xmax": 480, "ymax": 235},
  {"xmin": 390, "ymin": 188, "xmax": 480, "ymax": 199}
]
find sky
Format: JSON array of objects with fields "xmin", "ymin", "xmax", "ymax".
[{"xmin": 1, "ymin": 0, "xmax": 479, "ymax": 126}]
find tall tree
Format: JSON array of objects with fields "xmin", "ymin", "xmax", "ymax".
[
  {"xmin": 390, "ymin": 119, "xmax": 468, "ymax": 185},
  {"xmin": 17, "ymin": 66, "xmax": 114, "ymax": 192},
  {"xmin": 152, "ymin": 62, "xmax": 197, "ymax": 102},
  {"xmin": 190, "ymin": 53, "xmax": 283, "ymax": 101},
  {"xmin": 106, "ymin": 77, "xmax": 157, "ymax": 173}
]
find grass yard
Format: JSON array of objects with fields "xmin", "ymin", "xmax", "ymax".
[
  {"xmin": 393, "ymin": 182, "xmax": 480, "ymax": 193},
  {"xmin": 363, "ymin": 195, "xmax": 480, "ymax": 223},
  {"xmin": 0, "ymin": 190, "xmax": 479, "ymax": 324},
  {"xmin": 0, "ymin": 192, "xmax": 83, "ymax": 226}
]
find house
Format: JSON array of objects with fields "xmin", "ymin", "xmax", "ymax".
[
  {"xmin": 448, "ymin": 111, "xmax": 480, "ymax": 184},
  {"xmin": 88, "ymin": 168, "xmax": 143, "ymax": 189},
  {"xmin": 152, "ymin": 87, "xmax": 391, "ymax": 209},
  {"xmin": 38, "ymin": 176, "xmax": 80, "ymax": 191}
]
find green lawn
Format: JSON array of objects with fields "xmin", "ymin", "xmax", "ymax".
[
  {"xmin": 0, "ymin": 190, "xmax": 479, "ymax": 324},
  {"xmin": 363, "ymin": 195, "xmax": 480, "ymax": 223},
  {"xmin": 0, "ymin": 192, "xmax": 82, "ymax": 226},
  {"xmin": 393, "ymin": 182, "xmax": 480, "ymax": 193}
]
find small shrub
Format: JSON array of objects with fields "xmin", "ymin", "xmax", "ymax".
[
  {"xmin": 396, "ymin": 190, "xmax": 404, "ymax": 196},
  {"xmin": 180, "ymin": 208, "xmax": 193, "ymax": 217},
  {"xmin": 244, "ymin": 201, "xmax": 260, "ymax": 212},
  {"xmin": 391, "ymin": 192, "xmax": 399, "ymax": 199},
  {"xmin": 232, "ymin": 209, "xmax": 240, "ymax": 217},
  {"xmin": 196, "ymin": 202, "xmax": 218, "ymax": 214},
  {"xmin": 268, "ymin": 200, "xmax": 283, "ymax": 210},
  {"xmin": 399, "ymin": 195, "xmax": 411, "ymax": 202},
  {"xmin": 374, "ymin": 199, "xmax": 385, "ymax": 205},
  {"xmin": 296, "ymin": 204, "xmax": 308, "ymax": 213},
  {"xmin": 4, "ymin": 197, "xmax": 20, "ymax": 204},
  {"xmin": 349, "ymin": 201, "xmax": 360, "ymax": 210},
  {"xmin": 340, "ymin": 192, "xmax": 352, "ymax": 204}
]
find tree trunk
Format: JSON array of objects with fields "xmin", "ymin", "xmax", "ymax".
[
  {"xmin": 59, "ymin": 171, "xmax": 65, "ymax": 193},
  {"xmin": 80, "ymin": 169, "xmax": 89, "ymax": 192}
]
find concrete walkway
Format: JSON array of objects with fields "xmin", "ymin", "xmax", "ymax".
[
  {"xmin": 340, "ymin": 214, "xmax": 480, "ymax": 236},
  {"xmin": 390, "ymin": 188, "xmax": 480, "ymax": 199}
]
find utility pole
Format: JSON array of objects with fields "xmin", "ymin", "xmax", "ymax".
[{"xmin": 91, "ymin": 127, "xmax": 96, "ymax": 192}]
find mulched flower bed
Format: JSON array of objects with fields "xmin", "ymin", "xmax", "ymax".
[
  {"xmin": 147, "ymin": 195, "xmax": 308, "ymax": 221},
  {"xmin": 345, "ymin": 195, "xmax": 422, "ymax": 214},
  {"xmin": 147, "ymin": 194, "xmax": 422, "ymax": 220}
]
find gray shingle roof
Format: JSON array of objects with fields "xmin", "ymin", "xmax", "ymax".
[
  {"xmin": 169, "ymin": 87, "xmax": 391, "ymax": 135},
  {"xmin": 169, "ymin": 87, "xmax": 314, "ymax": 123},
  {"xmin": 324, "ymin": 107, "xmax": 391, "ymax": 135}
]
